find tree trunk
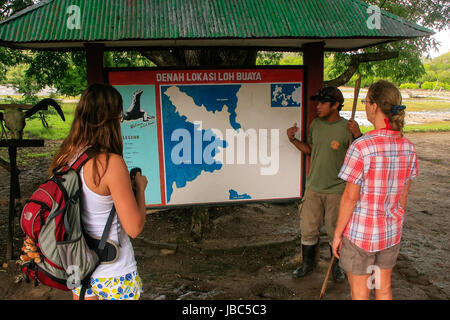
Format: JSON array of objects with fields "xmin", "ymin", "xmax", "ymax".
[
  {"xmin": 325, "ymin": 51, "xmax": 398, "ymax": 87},
  {"xmin": 140, "ymin": 48, "xmax": 258, "ymax": 67}
]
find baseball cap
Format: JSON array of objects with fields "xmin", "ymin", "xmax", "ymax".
[{"xmin": 310, "ymin": 86, "xmax": 344, "ymax": 106}]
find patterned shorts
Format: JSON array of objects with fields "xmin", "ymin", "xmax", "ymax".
[{"xmin": 72, "ymin": 270, "xmax": 143, "ymax": 300}]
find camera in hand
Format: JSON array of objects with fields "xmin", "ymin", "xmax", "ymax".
[{"xmin": 130, "ymin": 167, "xmax": 142, "ymax": 196}]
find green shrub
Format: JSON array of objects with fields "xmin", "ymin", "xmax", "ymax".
[
  {"xmin": 280, "ymin": 56, "xmax": 303, "ymax": 65},
  {"xmin": 421, "ymin": 81, "xmax": 450, "ymax": 90},
  {"xmin": 399, "ymin": 83, "xmax": 419, "ymax": 89}
]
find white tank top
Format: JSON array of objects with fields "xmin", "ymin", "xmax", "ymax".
[{"xmin": 80, "ymin": 166, "xmax": 137, "ymax": 278}]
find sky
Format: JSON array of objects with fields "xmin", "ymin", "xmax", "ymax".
[{"xmin": 428, "ymin": 28, "xmax": 450, "ymax": 58}]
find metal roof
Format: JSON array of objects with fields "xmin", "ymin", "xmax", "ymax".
[{"xmin": 0, "ymin": 0, "xmax": 434, "ymax": 51}]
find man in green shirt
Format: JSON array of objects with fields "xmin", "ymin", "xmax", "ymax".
[{"xmin": 287, "ymin": 86, "xmax": 362, "ymax": 281}]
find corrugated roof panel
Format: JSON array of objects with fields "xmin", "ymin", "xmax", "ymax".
[{"xmin": 0, "ymin": 0, "xmax": 433, "ymax": 46}]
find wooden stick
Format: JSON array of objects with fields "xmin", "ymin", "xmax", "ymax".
[
  {"xmin": 352, "ymin": 75, "xmax": 362, "ymax": 120},
  {"xmin": 319, "ymin": 256, "xmax": 335, "ymax": 300},
  {"xmin": 349, "ymin": 74, "xmax": 362, "ymax": 145}
]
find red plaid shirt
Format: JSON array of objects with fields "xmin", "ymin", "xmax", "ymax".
[{"xmin": 338, "ymin": 129, "xmax": 418, "ymax": 252}]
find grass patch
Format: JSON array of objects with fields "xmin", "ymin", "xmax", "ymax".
[
  {"xmin": 360, "ymin": 121, "xmax": 450, "ymax": 134},
  {"xmin": 431, "ymin": 159, "xmax": 442, "ymax": 164},
  {"xmin": 22, "ymin": 151, "xmax": 56, "ymax": 159},
  {"xmin": 22, "ymin": 103, "xmax": 76, "ymax": 140},
  {"xmin": 401, "ymin": 100, "xmax": 450, "ymax": 112},
  {"xmin": 403, "ymin": 121, "xmax": 450, "ymax": 133},
  {"xmin": 0, "ymin": 95, "xmax": 25, "ymax": 101}
]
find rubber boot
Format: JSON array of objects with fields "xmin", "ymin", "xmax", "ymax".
[
  {"xmin": 329, "ymin": 245, "xmax": 346, "ymax": 282},
  {"xmin": 292, "ymin": 244, "xmax": 317, "ymax": 278}
]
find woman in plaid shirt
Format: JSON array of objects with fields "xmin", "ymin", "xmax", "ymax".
[{"xmin": 332, "ymin": 80, "xmax": 418, "ymax": 300}]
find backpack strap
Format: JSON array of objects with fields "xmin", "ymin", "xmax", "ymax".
[
  {"xmin": 79, "ymin": 205, "xmax": 116, "ymax": 300},
  {"xmin": 70, "ymin": 147, "xmax": 96, "ymax": 172},
  {"xmin": 97, "ymin": 205, "xmax": 117, "ymax": 258},
  {"xmin": 52, "ymin": 147, "xmax": 95, "ymax": 175}
]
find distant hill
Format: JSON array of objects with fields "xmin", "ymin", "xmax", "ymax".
[{"xmin": 422, "ymin": 51, "xmax": 450, "ymax": 83}]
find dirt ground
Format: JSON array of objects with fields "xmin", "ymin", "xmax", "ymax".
[{"xmin": 0, "ymin": 131, "xmax": 448, "ymax": 300}]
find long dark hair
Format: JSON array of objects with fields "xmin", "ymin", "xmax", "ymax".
[{"xmin": 49, "ymin": 83, "xmax": 123, "ymax": 185}]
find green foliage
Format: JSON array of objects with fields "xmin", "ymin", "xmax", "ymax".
[
  {"xmin": 279, "ymin": 54, "xmax": 303, "ymax": 65},
  {"xmin": 256, "ymin": 52, "xmax": 304, "ymax": 66},
  {"xmin": 421, "ymin": 81, "xmax": 437, "ymax": 90},
  {"xmin": 104, "ymin": 51, "xmax": 155, "ymax": 68},
  {"xmin": 399, "ymin": 83, "xmax": 420, "ymax": 89},
  {"xmin": 323, "ymin": 53, "xmax": 335, "ymax": 81},
  {"xmin": 0, "ymin": 0, "xmax": 34, "ymax": 20},
  {"xmin": 0, "ymin": 47, "xmax": 27, "ymax": 82},
  {"xmin": 4, "ymin": 50, "xmax": 159, "ymax": 100},
  {"xmin": 327, "ymin": 0, "xmax": 448, "ymax": 86},
  {"xmin": 420, "ymin": 51, "xmax": 450, "ymax": 83},
  {"xmin": 420, "ymin": 81, "xmax": 450, "ymax": 90},
  {"xmin": 23, "ymin": 51, "xmax": 87, "ymax": 97},
  {"xmin": 256, "ymin": 52, "xmax": 283, "ymax": 65},
  {"xmin": 3, "ymin": 63, "xmax": 41, "ymax": 102},
  {"xmin": 0, "ymin": 1, "xmax": 34, "ymax": 81}
]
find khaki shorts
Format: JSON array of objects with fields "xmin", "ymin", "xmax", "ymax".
[{"xmin": 339, "ymin": 237, "xmax": 401, "ymax": 275}]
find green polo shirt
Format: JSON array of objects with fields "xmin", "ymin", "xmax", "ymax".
[{"xmin": 305, "ymin": 117, "xmax": 351, "ymax": 194}]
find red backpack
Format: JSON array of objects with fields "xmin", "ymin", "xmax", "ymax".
[{"xmin": 19, "ymin": 148, "xmax": 117, "ymax": 299}]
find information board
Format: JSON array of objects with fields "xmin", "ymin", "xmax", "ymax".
[{"xmin": 108, "ymin": 67, "xmax": 304, "ymax": 207}]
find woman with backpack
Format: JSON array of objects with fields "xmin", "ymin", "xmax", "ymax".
[
  {"xmin": 332, "ymin": 80, "xmax": 418, "ymax": 300},
  {"xmin": 49, "ymin": 83, "xmax": 148, "ymax": 300}
]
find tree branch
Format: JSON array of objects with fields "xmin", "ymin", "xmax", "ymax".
[
  {"xmin": 324, "ymin": 51, "xmax": 399, "ymax": 87},
  {"xmin": 140, "ymin": 48, "xmax": 258, "ymax": 67},
  {"xmin": 139, "ymin": 49, "xmax": 186, "ymax": 66}
]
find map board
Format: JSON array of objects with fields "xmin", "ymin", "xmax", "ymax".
[{"xmin": 108, "ymin": 67, "xmax": 305, "ymax": 208}]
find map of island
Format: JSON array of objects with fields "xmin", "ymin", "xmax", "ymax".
[
  {"xmin": 110, "ymin": 68, "xmax": 305, "ymax": 207},
  {"xmin": 161, "ymin": 83, "xmax": 302, "ymax": 205},
  {"xmin": 271, "ymin": 84, "xmax": 302, "ymax": 107}
]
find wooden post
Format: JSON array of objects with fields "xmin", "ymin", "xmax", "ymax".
[
  {"xmin": 1, "ymin": 139, "xmax": 44, "ymax": 261},
  {"xmin": 85, "ymin": 43, "xmax": 105, "ymax": 85},
  {"xmin": 7, "ymin": 145, "xmax": 17, "ymax": 261},
  {"xmin": 302, "ymin": 42, "xmax": 325, "ymax": 176}
]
